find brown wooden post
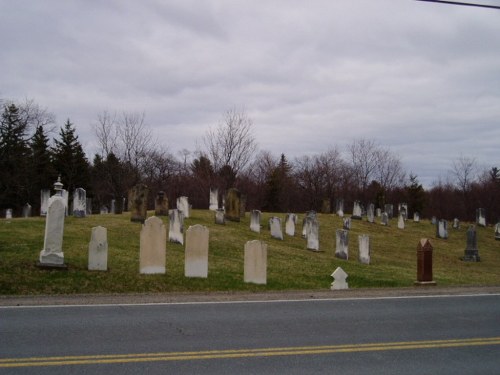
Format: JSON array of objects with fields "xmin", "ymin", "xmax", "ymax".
[{"xmin": 415, "ymin": 238, "xmax": 436, "ymax": 286}]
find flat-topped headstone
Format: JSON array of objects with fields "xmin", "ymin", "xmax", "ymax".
[
  {"xmin": 367, "ymin": 203, "xmax": 375, "ymax": 223},
  {"xmin": 225, "ymin": 188, "xmax": 241, "ymax": 222},
  {"xmin": 331, "ymin": 267, "xmax": 348, "ymax": 290},
  {"xmin": 398, "ymin": 214, "xmax": 405, "ymax": 229},
  {"xmin": 453, "ymin": 218, "xmax": 460, "ymax": 229},
  {"xmin": 336, "ymin": 199, "xmax": 344, "ymax": 217},
  {"xmin": 285, "ymin": 213, "xmax": 297, "ymax": 236},
  {"xmin": 415, "ymin": 238, "xmax": 436, "ymax": 285},
  {"xmin": 155, "ymin": 191, "xmax": 169, "ymax": 216},
  {"xmin": 335, "ymin": 229, "xmax": 349, "ymax": 260},
  {"xmin": 129, "ymin": 184, "xmax": 149, "ymax": 223},
  {"xmin": 476, "ymin": 208, "xmax": 486, "ymax": 227},
  {"xmin": 306, "ymin": 216, "xmax": 319, "ymax": 251},
  {"xmin": 343, "ymin": 217, "xmax": 351, "ymax": 230},
  {"xmin": 140, "ymin": 216, "xmax": 166, "ymax": 274},
  {"xmin": 462, "ymin": 225, "xmax": 480, "ymax": 262},
  {"xmin": 5, "ymin": 208, "xmax": 12, "ymax": 219},
  {"xmin": 358, "ymin": 235, "xmax": 370, "ymax": 264},
  {"xmin": 168, "ymin": 209, "xmax": 184, "ymax": 244},
  {"xmin": 436, "ymin": 219, "xmax": 448, "ymax": 239},
  {"xmin": 209, "ymin": 188, "xmax": 218, "ymax": 211},
  {"xmin": 185, "ymin": 224, "xmax": 209, "ymax": 278},
  {"xmin": 176, "ymin": 196, "xmax": 190, "ymax": 218},
  {"xmin": 380, "ymin": 212, "xmax": 389, "ymax": 226},
  {"xmin": 72, "ymin": 188, "xmax": 86, "ymax": 218},
  {"xmin": 22, "ymin": 203, "xmax": 32, "ymax": 218},
  {"xmin": 384, "ymin": 204, "xmax": 393, "ymax": 219},
  {"xmin": 269, "ymin": 217, "xmax": 283, "ymax": 240},
  {"xmin": 413, "ymin": 212, "xmax": 420, "ymax": 223},
  {"xmin": 495, "ymin": 223, "xmax": 500, "ymax": 241},
  {"xmin": 40, "ymin": 189, "xmax": 50, "ymax": 216},
  {"xmin": 244, "ymin": 240, "xmax": 267, "ymax": 285},
  {"xmin": 88, "ymin": 226, "xmax": 108, "ymax": 271},
  {"xmin": 352, "ymin": 201, "xmax": 362, "ymax": 220},
  {"xmin": 250, "ymin": 210, "xmax": 261, "ymax": 233},
  {"xmin": 39, "ymin": 196, "xmax": 66, "ymax": 266},
  {"xmin": 215, "ymin": 209, "xmax": 225, "ymax": 225}
]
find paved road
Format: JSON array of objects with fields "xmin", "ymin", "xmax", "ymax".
[{"xmin": 1, "ymin": 293, "xmax": 499, "ymax": 374}]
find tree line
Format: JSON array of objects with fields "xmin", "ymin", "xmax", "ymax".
[{"xmin": 1, "ymin": 100, "xmax": 498, "ymax": 223}]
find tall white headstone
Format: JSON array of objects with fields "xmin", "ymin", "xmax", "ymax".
[
  {"xmin": 39, "ymin": 196, "xmax": 66, "ymax": 265},
  {"xmin": 140, "ymin": 216, "xmax": 166, "ymax": 274},
  {"xmin": 209, "ymin": 188, "xmax": 218, "ymax": 211},
  {"xmin": 306, "ymin": 217, "xmax": 319, "ymax": 251},
  {"xmin": 185, "ymin": 224, "xmax": 209, "ymax": 278},
  {"xmin": 176, "ymin": 196, "xmax": 190, "ymax": 218},
  {"xmin": 250, "ymin": 210, "xmax": 261, "ymax": 233},
  {"xmin": 397, "ymin": 214, "xmax": 405, "ymax": 229},
  {"xmin": 88, "ymin": 226, "xmax": 108, "ymax": 271},
  {"xmin": 358, "ymin": 234, "xmax": 371, "ymax": 265},
  {"xmin": 5, "ymin": 209, "xmax": 12, "ymax": 219},
  {"xmin": 168, "ymin": 209, "xmax": 184, "ymax": 244},
  {"xmin": 269, "ymin": 217, "xmax": 283, "ymax": 240},
  {"xmin": 73, "ymin": 188, "xmax": 86, "ymax": 218},
  {"xmin": 244, "ymin": 240, "xmax": 267, "ymax": 285},
  {"xmin": 40, "ymin": 189, "xmax": 50, "ymax": 216},
  {"xmin": 335, "ymin": 229, "xmax": 349, "ymax": 260},
  {"xmin": 285, "ymin": 213, "xmax": 297, "ymax": 236}
]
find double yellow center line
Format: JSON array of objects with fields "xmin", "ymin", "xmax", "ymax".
[{"xmin": 1, "ymin": 337, "xmax": 499, "ymax": 368}]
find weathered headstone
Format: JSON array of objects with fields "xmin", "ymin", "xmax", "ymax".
[
  {"xmin": 306, "ymin": 216, "xmax": 319, "ymax": 251},
  {"xmin": 129, "ymin": 184, "xmax": 149, "ymax": 223},
  {"xmin": 431, "ymin": 216, "xmax": 437, "ymax": 225},
  {"xmin": 462, "ymin": 225, "xmax": 480, "ymax": 262},
  {"xmin": 72, "ymin": 188, "xmax": 86, "ymax": 218},
  {"xmin": 476, "ymin": 208, "xmax": 486, "ymax": 227},
  {"xmin": 40, "ymin": 189, "xmax": 50, "ymax": 216},
  {"xmin": 100, "ymin": 206, "xmax": 109, "ymax": 214},
  {"xmin": 185, "ymin": 224, "xmax": 209, "ymax": 278},
  {"xmin": 140, "ymin": 216, "xmax": 166, "ymax": 274},
  {"xmin": 331, "ymin": 267, "xmax": 348, "ymax": 290},
  {"xmin": 225, "ymin": 188, "xmax": 241, "ymax": 222},
  {"xmin": 352, "ymin": 201, "xmax": 362, "ymax": 220},
  {"xmin": 155, "ymin": 191, "xmax": 169, "ymax": 216},
  {"xmin": 397, "ymin": 214, "xmax": 405, "ymax": 229},
  {"xmin": 494, "ymin": 223, "xmax": 500, "ymax": 241},
  {"xmin": 176, "ymin": 196, "xmax": 190, "ymax": 218},
  {"xmin": 88, "ymin": 226, "xmax": 108, "ymax": 271},
  {"xmin": 336, "ymin": 199, "xmax": 344, "ymax": 217},
  {"xmin": 453, "ymin": 218, "xmax": 460, "ymax": 229},
  {"xmin": 413, "ymin": 212, "xmax": 420, "ymax": 223},
  {"xmin": 209, "ymin": 188, "xmax": 218, "ymax": 211},
  {"xmin": 358, "ymin": 235, "xmax": 370, "ymax": 265},
  {"xmin": 399, "ymin": 203, "xmax": 408, "ymax": 220},
  {"xmin": 110, "ymin": 199, "xmax": 116, "ymax": 214},
  {"xmin": 61, "ymin": 189, "xmax": 69, "ymax": 216},
  {"xmin": 436, "ymin": 219, "xmax": 448, "ymax": 239},
  {"xmin": 5, "ymin": 209, "xmax": 13, "ymax": 219},
  {"xmin": 322, "ymin": 198, "xmax": 331, "ymax": 214},
  {"xmin": 285, "ymin": 213, "xmax": 297, "ymax": 236},
  {"xmin": 367, "ymin": 203, "xmax": 375, "ymax": 223},
  {"xmin": 168, "ymin": 209, "xmax": 184, "ymax": 244},
  {"xmin": 302, "ymin": 211, "xmax": 316, "ymax": 237},
  {"xmin": 384, "ymin": 204, "xmax": 394, "ymax": 219},
  {"xmin": 244, "ymin": 240, "xmax": 267, "ymax": 285},
  {"xmin": 335, "ymin": 229, "xmax": 349, "ymax": 260},
  {"xmin": 415, "ymin": 238, "xmax": 436, "ymax": 285},
  {"xmin": 380, "ymin": 212, "xmax": 389, "ymax": 226},
  {"xmin": 270, "ymin": 217, "xmax": 283, "ymax": 240},
  {"xmin": 250, "ymin": 210, "xmax": 261, "ymax": 233},
  {"xmin": 22, "ymin": 203, "xmax": 32, "ymax": 218},
  {"xmin": 343, "ymin": 217, "xmax": 351, "ymax": 230},
  {"xmin": 215, "ymin": 209, "xmax": 225, "ymax": 225}
]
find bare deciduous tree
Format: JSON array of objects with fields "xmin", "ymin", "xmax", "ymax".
[
  {"xmin": 451, "ymin": 155, "xmax": 477, "ymax": 193},
  {"xmin": 93, "ymin": 110, "xmax": 118, "ymax": 158},
  {"xmin": 348, "ymin": 138, "xmax": 379, "ymax": 192},
  {"xmin": 374, "ymin": 148, "xmax": 405, "ymax": 190}
]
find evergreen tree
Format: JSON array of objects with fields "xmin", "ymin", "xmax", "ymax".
[
  {"xmin": 0, "ymin": 104, "xmax": 31, "ymax": 211},
  {"xmin": 264, "ymin": 154, "xmax": 291, "ymax": 212},
  {"xmin": 52, "ymin": 119, "xmax": 90, "ymax": 193},
  {"xmin": 29, "ymin": 125, "xmax": 57, "ymax": 206},
  {"xmin": 406, "ymin": 174, "xmax": 425, "ymax": 215}
]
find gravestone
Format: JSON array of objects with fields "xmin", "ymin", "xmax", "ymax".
[
  {"xmin": 358, "ymin": 235, "xmax": 370, "ymax": 265},
  {"xmin": 399, "ymin": 203, "xmax": 408, "ymax": 220},
  {"xmin": 140, "ymin": 216, "xmax": 166, "ymax": 274},
  {"xmin": 453, "ymin": 218, "xmax": 460, "ymax": 229},
  {"xmin": 335, "ymin": 229, "xmax": 349, "ymax": 260},
  {"xmin": 462, "ymin": 225, "xmax": 480, "ymax": 262},
  {"xmin": 88, "ymin": 226, "xmax": 108, "ymax": 271},
  {"xmin": 61, "ymin": 189, "xmax": 69, "ymax": 216},
  {"xmin": 86, "ymin": 198, "xmax": 93, "ymax": 215},
  {"xmin": 352, "ymin": 201, "xmax": 362, "ymax": 220},
  {"xmin": 306, "ymin": 216, "xmax": 319, "ymax": 251},
  {"xmin": 185, "ymin": 224, "xmax": 209, "ymax": 278},
  {"xmin": 40, "ymin": 189, "xmax": 50, "ymax": 216},
  {"xmin": 154, "ymin": 191, "xmax": 169, "ymax": 216},
  {"xmin": 225, "ymin": 188, "xmax": 241, "ymax": 222},
  {"xmin": 343, "ymin": 217, "xmax": 351, "ymax": 230},
  {"xmin": 397, "ymin": 214, "xmax": 405, "ymax": 229},
  {"xmin": 176, "ymin": 196, "xmax": 190, "ymax": 218},
  {"xmin": 431, "ymin": 216, "xmax": 437, "ymax": 225},
  {"xmin": 436, "ymin": 220, "xmax": 448, "ymax": 239},
  {"xmin": 322, "ymin": 198, "xmax": 331, "ymax": 214},
  {"xmin": 331, "ymin": 267, "xmax": 348, "ymax": 290},
  {"xmin": 215, "ymin": 209, "xmax": 225, "ymax": 225},
  {"xmin": 110, "ymin": 199, "xmax": 116, "ymax": 214},
  {"xmin": 413, "ymin": 212, "xmax": 420, "ymax": 223},
  {"xmin": 5, "ymin": 209, "xmax": 12, "ymax": 219},
  {"xmin": 244, "ymin": 240, "xmax": 267, "ymax": 285},
  {"xmin": 250, "ymin": 210, "xmax": 261, "ymax": 233},
  {"xmin": 476, "ymin": 208, "xmax": 486, "ymax": 227},
  {"xmin": 336, "ymin": 199, "xmax": 344, "ymax": 217},
  {"xmin": 168, "ymin": 209, "xmax": 184, "ymax": 244},
  {"xmin": 494, "ymin": 223, "xmax": 500, "ymax": 241},
  {"xmin": 380, "ymin": 212, "xmax": 389, "ymax": 226},
  {"xmin": 415, "ymin": 238, "xmax": 436, "ymax": 285},
  {"xmin": 285, "ymin": 213, "xmax": 297, "ymax": 236},
  {"xmin": 376, "ymin": 208, "xmax": 382, "ymax": 217},
  {"xmin": 367, "ymin": 203, "xmax": 375, "ymax": 223},
  {"xmin": 100, "ymin": 206, "xmax": 109, "ymax": 214},
  {"xmin": 384, "ymin": 204, "xmax": 394, "ymax": 219},
  {"xmin": 72, "ymin": 188, "xmax": 86, "ymax": 218},
  {"xmin": 129, "ymin": 184, "xmax": 149, "ymax": 223},
  {"xmin": 22, "ymin": 203, "xmax": 32, "ymax": 218},
  {"xmin": 209, "ymin": 188, "xmax": 218, "ymax": 211},
  {"xmin": 269, "ymin": 217, "xmax": 283, "ymax": 240}
]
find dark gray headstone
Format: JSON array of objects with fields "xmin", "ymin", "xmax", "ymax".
[{"xmin": 462, "ymin": 225, "xmax": 480, "ymax": 262}]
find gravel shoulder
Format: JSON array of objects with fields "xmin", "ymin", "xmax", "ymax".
[{"xmin": 1, "ymin": 285, "xmax": 499, "ymax": 307}]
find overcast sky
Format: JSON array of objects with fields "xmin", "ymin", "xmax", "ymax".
[{"xmin": 1, "ymin": 0, "xmax": 499, "ymax": 187}]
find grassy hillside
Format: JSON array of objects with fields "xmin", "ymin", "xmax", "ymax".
[{"xmin": 0, "ymin": 209, "xmax": 499, "ymax": 295}]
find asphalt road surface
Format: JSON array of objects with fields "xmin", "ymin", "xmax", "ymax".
[{"xmin": 1, "ymin": 292, "xmax": 499, "ymax": 374}]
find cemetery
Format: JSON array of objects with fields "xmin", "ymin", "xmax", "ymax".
[{"xmin": 1, "ymin": 201, "xmax": 499, "ymax": 295}]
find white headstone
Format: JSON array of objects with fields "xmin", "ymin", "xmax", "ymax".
[
  {"xmin": 270, "ymin": 217, "xmax": 283, "ymax": 240},
  {"xmin": 358, "ymin": 235, "xmax": 371, "ymax": 264},
  {"xmin": 476, "ymin": 208, "xmax": 486, "ymax": 227},
  {"xmin": 250, "ymin": 210, "xmax": 261, "ymax": 233},
  {"xmin": 5, "ymin": 208, "xmax": 12, "ymax": 219},
  {"xmin": 381, "ymin": 212, "xmax": 389, "ymax": 226},
  {"xmin": 209, "ymin": 188, "xmax": 218, "ymax": 211},
  {"xmin": 285, "ymin": 213, "xmax": 297, "ymax": 236},
  {"xmin": 336, "ymin": 199, "xmax": 344, "ymax": 217},
  {"xmin": 397, "ymin": 214, "xmax": 405, "ymax": 229},
  {"xmin": 413, "ymin": 212, "xmax": 420, "ymax": 222},
  {"xmin": 437, "ymin": 219, "xmax": 448, "ymax": 239},
  {"xmin": 306, "ymin": 217, "xmax": 319, "ymax": 251},
  {"xmin": 72, "ymin": 188, "xmax": 86, "ymax": 218},
  {"xmin": 88, "ymin": 226, "xmax": 108, "ymax": 271},
  {"xmin": 335, "ymin": 229, "xmax": 349, "ymax": 260},
  {"xmin": 352, "ymin": 201, "xmax": 362, "ymax": 219},
  {"xmin": 376, "ymin": 208, "xmax": 381, "ymax": 217},
  {"xmin": 453, "ymin": 218, "xmax": 460, "ymax": 229},
  {"xmin": 215, "ymin": 209, "xmax": 225, "ymax": 225},
  {"xmin": 331, "ymin": 267, "xmax": 348, "ymax": 290},
  {"xmin": 343, "ymin": 217, "xmax": 351, "ymax": 230},
  {"xmin": 367, "ymin": 203, "xmax": 375, "ymax": 223},
  {"xmin": 177, "ymin": 196, "xmax": 190, "ymax": 218},
  {"xmin": 140, "ymin": 216, "xmax": 166, "ymax": 274},
  {"xmin": 185, "ymin": 224, "xmax": 209, "ymax": 278},
  {"xmin": 244, "ymin": 240, "xmax": 267, "ymax": 285},
  {"xmin": 39, "ymin": 196, "xmax": 65, "ymax": 265},
  {"xmin": 110, "ymin": 199, "xmax": 116, "ymax": 214},
  {"xmin": 40, "ymin": 189, "xmax": 50, "ymax": 216},
  {"xmin": 22, "ymin": 203, "xmax": 32, "ymax": 218},
  {"xmin": 168, "ymin": 209, "xmax": 184, "ymax": 244},
  {"xmin": 62, "ymin": 189, "xmax": 69, "ymax": 216},
  {"xmin": 494, "ymin": 223, "xmax": 500, "ymax": 241}
]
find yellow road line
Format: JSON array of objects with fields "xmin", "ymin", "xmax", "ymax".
[{"xmin": 1, "ymin": 337, "xmax": 499, "ymax": 368}]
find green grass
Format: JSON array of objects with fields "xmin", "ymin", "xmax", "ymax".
[{"xmin": 0, "ymin": 210, "xmax": 499, "ymax": 295}]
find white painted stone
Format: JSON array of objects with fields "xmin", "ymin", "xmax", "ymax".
[
  {"xmin": 398, "ymin": 214, "xmax": 405, "ymax": 229},
  {"xmin": 250, "ymin": 210, "xmax": 261, "ymax": 233},
  {"xmin": 269, "ymin": 217, "xmax": 283, "ymax": 240},
  {"xmin": 358, "ymin": 235, "xmax": 371, "ymax": 264},
  {"xmin": 185, "ymin": 224, "xmax": 209, "ymax": 278},
  {"xmin": 244, "ymin": 240, "xmax": 267, "ymax": 285},
  {"xmin": 331, "ymin": 267, "xmax": 348, "ymax": 290},
  {"xmin": 285, "ymin": 213, "xmax": 297, "ymax": 236},
  {"xmin": 5, "ymin": 209, "xmax": 12, "ymax": 219},
  {"xmin": 88, "ymin": 226, "xmax": 108, "ymax": 271},
  {"xmin": 335, "ymin": 229, "xmax": 349, "ymax": 260},
  {"xmin": 437, "ymin": 219, "xmax": 448, "ymax": 239},
  {"xmin": 39, "ymin": 197, "xmax": 65, "ymax": 265},
  {"xmin": 352, "ymin": 201, "xmax": 362, "ymax": 219},
  {"xmin": 140, "ymin": 216, "xmax": 166, "ymax": 274},
  {"xmin": 209, "ymin": 188, "xmax": 218, "ymax": 211},
  {"xmin": 177, "ymin": 196, "xmax": 190, "ymax": 218},
  {"xmin": 306, "ymin": 217, "xmax": 319, "ymax": 251},
  {"xmin": 168, "ymin": 209, "xmax": 184, "ymax": 244}
]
